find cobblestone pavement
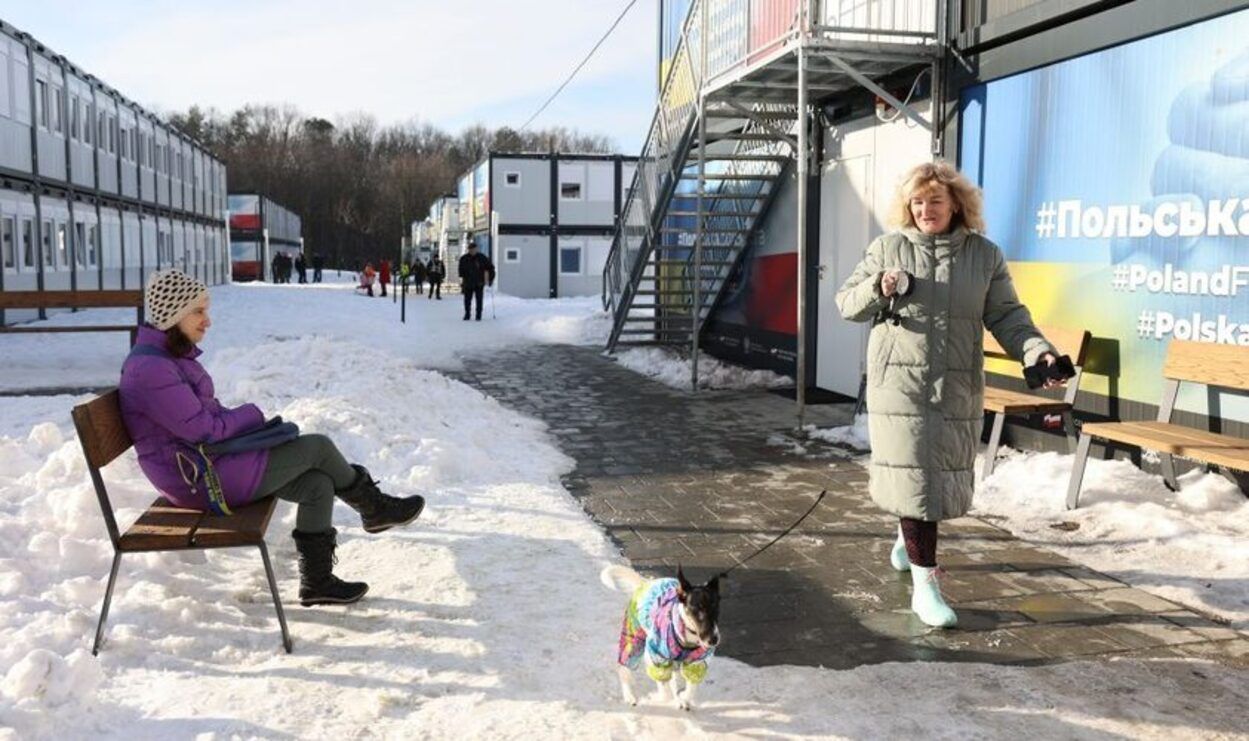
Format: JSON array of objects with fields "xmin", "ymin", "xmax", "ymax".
[{"xmin": 453, "ymin": 345, "xmax": 1249, "ymax": 669}]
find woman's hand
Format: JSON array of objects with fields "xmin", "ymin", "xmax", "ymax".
[
  {"xmin": 880, "ymin": 271, "xmax": 901, "ymax": 297},
  {"xmin": 1039, "ymin": 353, "xmax": 1067, "ymax": 388}
]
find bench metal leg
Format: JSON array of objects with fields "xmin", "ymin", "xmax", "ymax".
[
  {"xmin": 259, "ymin": 542, "xmax": 292, "ymax": 654},
  {"xmin": 1066, "ymin": 432, "xmax": 1093, "ymax": 510},
  {"xmin": 1159, "ymin": 453, "xmax": 1179, "ymax": 492},
  {"xmin": 93, "ymin": 551, "xmax": 122, "ymax": 656},
  {"xmin": 1062, "ymin": 411, "xmax": 1078, "ymax": 453},
  {"xmin": 982, "ymin": 412, "xmax": 1005, "ymax": 480}
]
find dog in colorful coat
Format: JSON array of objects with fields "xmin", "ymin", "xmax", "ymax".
[{"xmin": 601, "ymin": 565, "xmax": 720, "ymax": 710}]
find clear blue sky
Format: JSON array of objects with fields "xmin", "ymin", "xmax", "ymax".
[{"xmin": 0, "ymin": 0, "xmax": 659, "ymax": 152}]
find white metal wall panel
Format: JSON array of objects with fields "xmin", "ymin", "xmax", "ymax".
[
  {"xmin": 72, "ymin": 202, "xmax": 101, "ymax": 290},
  {"xmin": 94, "ymin": 91, "xmax": 118, "ymax": 194},
  {"xmin": 118, "ymin": 104, "xmax": 138, "ymax": 198},
  {"xmin": 0, "ymin": 191, "xmax": 38, "ymax": 322},
  {"xmin": 556, "ymin": 234, "xmax": 610, "ymax": 297},
  {"xmin": 33, "ymin": 53, "xmax": 67, "ymax": 183},
  {"xmin": 496, "ymin": 234, "xmax": 551, "ymax": 299},
  {"xmin": 67, "ymin": 72, "xmax": 95, "ymax": 189},
  {"xmin": 121, "ymin": 209, "xmax": 140, "ymax": 288},
  {"xmin": 154, "ymin": 125, "xmax": 170, "ymax": 207},
  {"xmin": 0, "ymin": 35, "xmax": 33, "ymax": 175},
  {"xmin": 180, "ymin": 140, "xmax": 193, "ymax": 209},
  {"xmin": 39, "ymin": 197, "xmax": 71, "ymax": 291},
  {"xmin": 556, "ymin": 160, "xmax": 616, "ymax": 227},
  {"xmin": 140, "ymin": 212, "xmax": 156, "ymax": 285},
  {"xmin": 100, "ymin": 205, "xmax": 122, "ymax": 289},
  {"xmin": 492, "ymin": 157, "xmax": 551, "ymax": 226}
]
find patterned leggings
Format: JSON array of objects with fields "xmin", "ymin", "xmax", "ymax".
[{"xmin": 900, "ymin": 517, "xmax": 938, "ymax": 567}]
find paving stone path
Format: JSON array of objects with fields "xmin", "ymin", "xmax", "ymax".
[{"xmin": 454, "ymin": 344, "xmax": 1249, "ymax": 669}]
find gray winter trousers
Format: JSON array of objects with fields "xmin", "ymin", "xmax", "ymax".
[{"xmin": 252, "ymin": 434, "xmax": 358, "ymax": 533}]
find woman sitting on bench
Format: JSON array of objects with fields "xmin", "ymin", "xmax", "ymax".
[{"xmin": 118, "ymin": 269, "xmax": 425, "ymax": 606}]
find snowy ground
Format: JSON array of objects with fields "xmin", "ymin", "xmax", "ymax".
[
  {"xmin": 1, "ymin": 282, "xmax": 1247, "ymax": 739},
  {"xmin": 613, "ymin": 347, "xmax": 790, "ymax": 391},
  {"xmin": 811, "ymin": 413, "xmax": 1249, "ymax": 631}
]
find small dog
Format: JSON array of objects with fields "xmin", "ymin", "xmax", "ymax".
[{"xmin": 601, "ymin": 564, "xmax": 720, "ymax": 711}]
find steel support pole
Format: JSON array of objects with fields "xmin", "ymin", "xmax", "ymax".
[
  {"xmin": 691, "ymin": 0, "xmax": 708, "ymax": 392},
  {"xmin": 795, "ymin": 6, "xmax": 810, "ymax": 430}
]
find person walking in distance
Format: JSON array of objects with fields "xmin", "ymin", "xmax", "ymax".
[
  {"xmin": 835, "ymin": 161, "xmax": 1063, "ymax": 628},
  {"xmin": 458, "ymin": 241, "xmax": 495, "ymax": 320},
  {"xmin": 379, "ymin": 259, "xmax": 391, "ymax": 298},
  {"xmin": 427, "ymin": 256, "xmax": 445, "ymax": 300},
  {"xmin": 295, "ymin": 253, "xmax": 308, "ymax": 284},
  {"xmin": 312, "ymin": 252, "xmax": 325, "ymax": 283}
]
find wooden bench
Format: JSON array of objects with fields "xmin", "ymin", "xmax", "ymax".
[
  {"xmin": 0, "ymin": 290, "xmax": 144, "ymax": 345},
  {"xmin": 982, "ymin": 325, "xmax": 1092, "ymax": 479},
  {"xmin": 71, "ymin": 390, "xmax": 292, "ymax": 655},
  {"xmin": 1066, "ymin": 340, "xmax": 1249, "ymax": 509}
]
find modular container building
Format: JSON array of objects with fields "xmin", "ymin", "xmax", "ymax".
[
  {"xmin": 227, "ymin": 193, "xmax": 301, "ymax": 281},
  {"xmin": 457, "ymin": 152, "xmax": 637, "ymax": 299},
  {"xmin": 611, "ymin": 0, "xmax": 1249, "ymax": 451},
  {"xmin": 429, "ymin": 194, "xmax": 461, "ymax": 267},
  {"xmin": 0, "ymin": 19, "xmax": 229, "ymax": 326}
]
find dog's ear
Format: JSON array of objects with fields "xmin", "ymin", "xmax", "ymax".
[
  {"xmin": 705, "ymin": 574, "xmax": 720, "ymax": 593},
  {"xmin": 676, "ymin": 565, "xmax": 692, "ymax": 597}
]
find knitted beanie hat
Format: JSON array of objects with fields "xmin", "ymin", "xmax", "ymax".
[{"xmin": 145, "ymin": 269, "xmax": 209, "ymax": 330}]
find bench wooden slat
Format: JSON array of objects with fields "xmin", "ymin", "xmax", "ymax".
[
  {"xmin": 984, "ymin": 325, "xmax": 1091, "ymax": 367},
  {"xmin": 1081, "ymin": 421, "xmax": 1249, "ymax": 471},
  {"xmin": 1163, "ymin": 340, "xmax": 1249, "ymax": 391},
  {"xmin": 118, "ymin": 497, "xmax": 204, "ymax": 551},
  {"xmin": 71, "ymin": 390, "xmax": 133, "ymax": 469},
  {"xmin": 192, "ymin": 498, "xmax": 277, "ymax": 548},
  {"xmin": 0, "ymin": 325, "xmax": 138, "ymax": 333},
  {"xmin": 983, "ymin": 387, "xmax": 1073, "ymax": 415},
  {"xmin": 0, "ymin": 290, "xmax": 143, "ymax": 310}
]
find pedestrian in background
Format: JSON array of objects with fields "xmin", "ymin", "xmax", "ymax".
[
  {"xmin": 427, "ymin": 256, "xmax": 445, "ymax": 300},
  {"xmin": 457, "ymin": 241, "xmax": 495, "ymax": 321}
]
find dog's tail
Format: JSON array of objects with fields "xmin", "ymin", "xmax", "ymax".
[{"xmin": 600, "ymin": 564, "xmax": 644, "ymax": 593}]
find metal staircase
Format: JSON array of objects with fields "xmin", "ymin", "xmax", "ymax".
[{"xmin": 603, "ymin": 0, "xmax": 947, "ymax": 390}]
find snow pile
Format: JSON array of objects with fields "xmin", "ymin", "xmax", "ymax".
[
  {"xmin": 614, "ymin": 347, "xmax": 789, "ymax": 390},
  {"xmin": 807, "ymin": 414, "xmax": 870, "ymax": 451},
  {"xmin": 813, "ymin": 414, "xmax": 1249, "ymax": 627},
  {"xmin": 976, "ymin": 448, "xmax": 1249, "ymax": 628},
  {"xmin": 1, "ymin": 649, "xmax": 102, "ymax": 708}
]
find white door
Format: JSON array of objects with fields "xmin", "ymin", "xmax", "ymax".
[{"xmin": 817, "ymin": 154, "xmax": 872, "ymax": 397}]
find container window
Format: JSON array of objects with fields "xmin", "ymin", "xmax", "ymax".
[
  {"xmin": 88, "ymin": 224, "xmax": 99, "ymax": 267},
  {"xmin": 42, "ymin": 220, "xmax": 53, "ymax": 268},
  {"xmin": 52, "ymin": 88, "xmax": 62, "ymax": 134},
  {"xmin": 560, "ymin": 182, "xmax": 582, "ymax": 200},
  {"xmin": 505, "ymin": 172, "xmax": 521, "ymax": 187},
  {"xmin": 504, "ymin": 248, "xmax": 521, "ymax": 263},
  {"xmin": 57, "ymin": 223, "xmax": 68, "ymax": 267},
  {"xmin": 1, "ymin": 217, "xmax": 14, "ymax": 271},
  {"xmin": 35, "ymin": 80, "xmax": 46, "ymax": 128},
  {"xmin": 21, "ymin": 219, "xmax": 33, "ymax": 268},
  {"xmin": 559, "ymin": 246, "xmax": 582, "ymax": 275},
  {"xmin": 75, "ymin": 222, "xmax": 86, "ymax": 267}
]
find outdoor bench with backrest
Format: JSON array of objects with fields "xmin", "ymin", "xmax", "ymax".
[
  {"xmin": 981, "ymin": 325, "xmax": 1092, "ymax": 479},
  {"xmin": 71, "ymin": 389, "xmax": 292, "ymax": 655},
  {"xmin": 0, "ymin": 290, "xmax": 144, "ymax": 345},
  {"xmin": 1066, "ymin": 339, "xmax": 1249, "ymax": 509}
]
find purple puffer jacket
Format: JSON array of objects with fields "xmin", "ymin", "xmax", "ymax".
[{"xmin": 118, "ymin": 325, "xmax": 269, "ymax": 510}]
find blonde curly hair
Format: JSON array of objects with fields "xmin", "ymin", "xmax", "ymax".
[{"xmin": 889, "ymin": 160, "xmax": 986, "ymax": 233}]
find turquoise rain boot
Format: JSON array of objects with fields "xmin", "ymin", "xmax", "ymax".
[
  {"xmin": 910, "ymin": 564, "xmax": 958, "ymax": 627},
  {"xmin": 889, "ymin": 526, "xmax": 910, "ymax": 572}
]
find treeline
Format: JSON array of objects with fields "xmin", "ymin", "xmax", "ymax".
[{"xmin": 167, "ymin": 104, "xmax": 617, "ymax": 268}]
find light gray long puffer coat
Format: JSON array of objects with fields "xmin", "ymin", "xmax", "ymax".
[{"xmin": 835, "ymin": 227, "xmax": 1054, "ymax": 521}]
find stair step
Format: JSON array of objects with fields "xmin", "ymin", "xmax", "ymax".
[
  {"xmin": 707, "ymin": 132, "xmax": 792, "ymax": 141},
  {"xmin": 658, "ymin": 227, "xmax": 749, "ymax": 234},
  {"xmin": 698, "ymin": 154, "xmax": 792, "ymax": 162},
  {"xmin": 667, "ymin": 210, "xmax": 758, "ymax": 217},
  {"xmin": 655, "ymin": 260, "xmax": 735, "ymax": 266},
  {"xmin": 694, "ymin": 192, "xmax": 771, "ymax": 200},
  {"xmin": 632, "ymin": 290, "xmax": 696, "ymax": 295},
  {"xmin": 618, "ymin": 328, "xmax": 693, "ymax": 336},
  {"xmin": 705, "ymin": 111, "xmax": 796, "ymax": 120},
  {"xmin": 622, "ymin": 316, "xmax": 695, "ymax": 323},
  {"xmin": 678, "ymin": 173, "xmax": 780, "ymax": 181}
]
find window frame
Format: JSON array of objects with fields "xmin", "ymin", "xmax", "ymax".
[
  {"xmin": 559, "ymin": 181, "xmax": 583, "ymax": 201},
  {"xmin": 558, "ymin": 245, "xmax": 583, "ymax": 275}
]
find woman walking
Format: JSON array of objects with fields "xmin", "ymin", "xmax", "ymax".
[
  {"xmin": 119, "ymin": 270, "xmax": 426, "ymax": 606},
  {"xmin": 835, "ymin": 161, "xmax": 1063, "ymax": 627}
]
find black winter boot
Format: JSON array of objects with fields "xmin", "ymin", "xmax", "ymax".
[
  {"xmin": 337, "ymin": 464, "xmax": 426, "ymax": 534},
  {"xmin": 292, "ymin": 528, "xmax": 369, "ymax": 607}
]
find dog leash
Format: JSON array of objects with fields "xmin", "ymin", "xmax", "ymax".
[{"xmin": 716, "ymin": 489, "xmax": 826, "ymax": 580}]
